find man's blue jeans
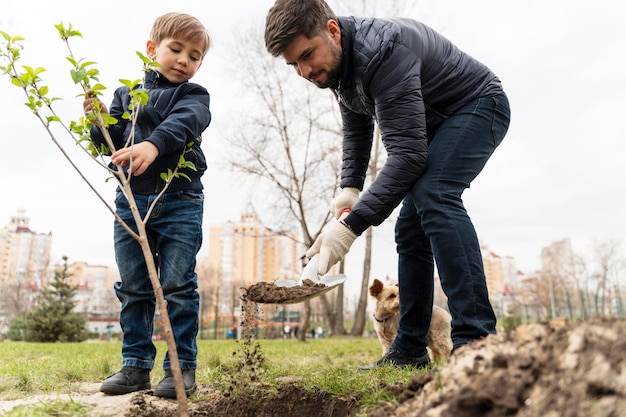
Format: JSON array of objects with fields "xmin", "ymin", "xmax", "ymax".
[
  {"xmin": 392, "ymin": 93, "xmax": 510, "ymax": 356},
  {"xmin": 113, "ymin": 190, "xmax": 203, "ymax": 371}
]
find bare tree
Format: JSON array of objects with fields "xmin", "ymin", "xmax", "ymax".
[
  {"xmin": 350, "ymin": 125, "xmax": 382, "ymax": 336},
  {"xmin": 541, "ymin": 239, "xmax": 577, "ymax": 318},
  {"xmin": 590, "ymin": 239, "xmax": 624, "ymax": 316},
  {"xmin": 573, "ymin": 252, "xmax": 592, "ymax": 319},
  {"xmin": 223, "ymin": 29, "xmax": 343, "ymax": 339}
]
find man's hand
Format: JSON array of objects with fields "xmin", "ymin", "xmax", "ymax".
[
  {"xmin": 306, "ymin": 219, "xmax": 357, "ymax": 275},
  {"xmin": 329, "ymin": 187, "xmax": 360, "ymax": 218},
  {"xmin": 111, "ymin": 142, "xmax": 159, "ymax": 176}
]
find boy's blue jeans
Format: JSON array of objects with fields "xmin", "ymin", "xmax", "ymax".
[
  {"xmin": 112, "ymin": 190, "xmax": 203, "ymax": 371},
  {"xmin": 392, "ymin": 93, "xmax": 510, "ymax": 356}
]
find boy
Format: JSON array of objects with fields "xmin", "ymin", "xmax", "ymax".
[{"xmin": 84, "ymin": 12, "xmax": 211, "ymax": 397}]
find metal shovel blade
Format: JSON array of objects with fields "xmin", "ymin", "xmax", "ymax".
[
  {"xmin": 272, "ymin": 274, "xmax": 347, "ymax": 304},
  {"xmin": 271, "ymin": 256, "xmax": 346, "ymax": 304}
]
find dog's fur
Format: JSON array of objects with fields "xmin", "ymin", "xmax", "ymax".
[{"xmin": 369, "ymin": 278, "xmax": 452, "ymax": 363}]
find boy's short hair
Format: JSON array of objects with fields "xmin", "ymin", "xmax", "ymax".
[
  {"xmin": 150, "ymin": 12, "xmax": 211, "ymax": 57},
  {"xmin": 264, "ymin": 0, "xmax": 337, "ymax": 57}
]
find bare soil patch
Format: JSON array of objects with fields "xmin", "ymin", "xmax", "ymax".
[{"xmin": 124, "ymin": 384, "xmax": 356, "ymax": 417}]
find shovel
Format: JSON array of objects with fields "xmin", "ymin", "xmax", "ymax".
[{"xmin": 271, "ymin": 255, "xmax": 347, "ymax": 304}]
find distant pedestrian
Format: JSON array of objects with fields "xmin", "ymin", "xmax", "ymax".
[
  {"xmin": 316, "ymin": 326, "xmax": 324, "ymax": 339},
  {"xmin": 105, "ymin": 323, "xmax": 113, "ymax": 342}
]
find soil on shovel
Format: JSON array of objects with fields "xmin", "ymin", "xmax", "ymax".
[{"xmin": 243, "ymin": 279, "xmax": 327, "ymax": 303}]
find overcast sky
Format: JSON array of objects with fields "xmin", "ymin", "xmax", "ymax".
[{"xmin": 1, "ymin": 0, "xmax": 625, "ymax": 296}]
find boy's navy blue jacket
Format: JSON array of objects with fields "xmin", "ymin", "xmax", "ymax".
[{"xmin": 90, "ymin": 70, "xmax": 211, "ymax": 194}]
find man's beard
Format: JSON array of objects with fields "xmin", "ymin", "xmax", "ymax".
[
  {"xmin": 312, "ymin": 68, "xmax": 339, "ymax": 89},
  {"xmin": 312, "ymin": 40, "xmax": 342, "ymax": 89}
]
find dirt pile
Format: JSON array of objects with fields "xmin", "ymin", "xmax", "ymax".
[{"xmin": 370, "ymin": 316, "xmax": 626, "ymax": 417}]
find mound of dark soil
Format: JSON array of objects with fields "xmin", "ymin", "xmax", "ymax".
[{"xmin": 370, "ymin": 316, "xmax": 626, "ymax": 417}]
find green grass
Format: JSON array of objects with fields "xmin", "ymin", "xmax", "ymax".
[
  {"xmin": 4, "ymin": 399, "xmax": 89, "ymax": 417},
  {"xmin": 0, "ymin": 336, "xmax": 427, "ymax": 415}
]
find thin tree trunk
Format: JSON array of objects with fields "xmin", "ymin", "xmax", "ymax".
[
  {"xmin": 126, "ymin": 185, "xmax": 189, "ymax": 416},
  {"xmin": 351, "ymin": 226, "xmax": 372, "ymax": 335},
  {"xmin": 351, "ymin": 124, "xmax": 381, "ymax": 336}
]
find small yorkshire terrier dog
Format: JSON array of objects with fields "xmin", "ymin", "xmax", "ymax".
[{"xmin": 369, "ymin": 278, "xmax": 452, "ymax": 363}]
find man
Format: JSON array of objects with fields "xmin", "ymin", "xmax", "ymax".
[{"xmin": 265, "ymin": 0, "xmax": 510, "ymax": 369}]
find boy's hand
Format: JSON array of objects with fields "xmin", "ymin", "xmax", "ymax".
[
  {"xmin": 111, "ymin": 142, "xmax": 159, "ymax": 176},
  {"xmin": 83, "ymin": 89, "xmax": 109, "ymax": 126}
]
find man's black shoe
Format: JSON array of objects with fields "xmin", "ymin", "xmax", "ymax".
[
  {"xmin": 358, "ymin": 349, "xmax": 431, "ymax": 371},
  {"xmin": 100, "ymin": 366, "xmax": 151, "ymax": 395},
  {"xmin": 153, "ymin": 369, "xmax": 196, "ymax": 398}
]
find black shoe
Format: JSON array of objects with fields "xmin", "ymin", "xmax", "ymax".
[
  {"xmin": 358, "ymin": 349, "xmax": 431, "ymax": 371},
  {"xmin": 100, "ymin": 366, "xmax": 151, "ymax": 395},
  {"xmin": 153, "ymin": 369, "xmax": 196, "ymax": 398}
]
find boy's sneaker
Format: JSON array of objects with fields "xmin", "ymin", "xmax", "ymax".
[
  {"xmin": 100, "ymin": 366, "xmax": 151, "ymax": 395},
  {"xmin": 358, "ymin": 349, "xmax": 431, "ymax": 371},
  {"xmin": 153, "ymin": 369, "xmax": 197, "ymax": 399}
]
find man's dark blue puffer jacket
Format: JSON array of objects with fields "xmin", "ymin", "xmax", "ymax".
[
  {"xmin": 334, "ymin": 16, "xmax": 503, "ymax": 232},
  {"xmin": 89, "ymin": 70, "xmax": 211, "ymax": 194}
]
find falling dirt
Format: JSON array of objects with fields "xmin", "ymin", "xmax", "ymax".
[{"xmin": 243, "ymin": 279, "xmax": 327, "ymax": 303}]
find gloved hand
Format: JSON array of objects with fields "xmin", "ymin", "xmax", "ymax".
[
  {"xmin": 329, "ymin": 187, "xmax": 360, "ymax": 219},
  {"xmin": 306, "ymin": 219, "xmax": 357, "ymax": 275}
]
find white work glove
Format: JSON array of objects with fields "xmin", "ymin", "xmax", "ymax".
[
  {"xmin": 329, "ymin": 187, "xmax": 360, "ymax": 219},
  {"xmin": 306, "ymin": 219, "xmax": 357, "ymax": 275}
]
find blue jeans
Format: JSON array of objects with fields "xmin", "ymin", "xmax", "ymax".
[
  {"xmin": 113, "ymin": 190, "xmax": 203, "ymax": 371},
  {"xmin": 392, "ymin": 93, "xmax": 510, "ymax": 355}
]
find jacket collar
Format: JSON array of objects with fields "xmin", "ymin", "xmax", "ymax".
[
  {"xmin": 334, "ymin": 16, "xmax": 354, "ymax": 92},
  {"xmin": 143, "ymin": 70, "xmax": 184, "ymax": 89}
]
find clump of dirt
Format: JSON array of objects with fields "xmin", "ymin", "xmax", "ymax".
[
  {"xmin": 243, "ymin": 279, "xmax": 327, "ymax": 303},
  {"xmin": 369, "ymin": 316, "xmax": 626, "ymax": 417}
]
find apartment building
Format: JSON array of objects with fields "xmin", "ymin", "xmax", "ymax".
[{"xmin": 206, "ymin": 203, "xmax": 302, "ymax": 314}]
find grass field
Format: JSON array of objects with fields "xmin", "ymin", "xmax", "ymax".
[{"xmin": 0, "ymin": 336, "xmax": 424, "ymax": 415}]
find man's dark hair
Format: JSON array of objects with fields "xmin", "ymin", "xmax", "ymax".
[{"xmin": 265, "ymin": 0, "xmax": 337, "ymax": 57}]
